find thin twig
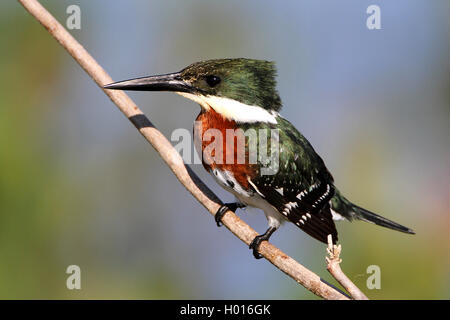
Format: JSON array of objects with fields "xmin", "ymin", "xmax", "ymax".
[
  {"xmin": 18, "ymin": 0, "xmax": 356, "ymax": 300},
  {"xmin": 326, "ymin": 235, "xmax": 369, "ymax": 300}
]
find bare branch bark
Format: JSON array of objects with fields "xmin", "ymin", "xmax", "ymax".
[
  {"xmin": 326, "ymin": 235, "xmax": 369, "ymax": 300},
  {"xmin": 18, "ymin": 0, "xmax": 357, "ymax": 300}
]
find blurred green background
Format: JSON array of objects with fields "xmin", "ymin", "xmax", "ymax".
[{"xmin": 0, "ymin": 0, "xmax": 449, "ymax": 299}]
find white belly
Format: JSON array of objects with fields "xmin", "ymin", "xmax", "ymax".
[{"xmin": 210, "ymin": 168, "xmax": 285, "ymax": 229}]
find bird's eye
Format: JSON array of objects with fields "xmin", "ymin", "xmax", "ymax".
[{"xmin": 205, "ymin": 75, "xmax": 221, "ymax": 87}]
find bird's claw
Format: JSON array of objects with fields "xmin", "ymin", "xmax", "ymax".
[
  {"xmin": 249, "ymin": 235, "xmax": 265, "ymax": 259},
  {"xmin": 215, "ymin": 202, "xmax": 245, "ymax": 227},
  {"xmin": 249, "ymin": 226, "xmax": 277, "ymax": 259}
]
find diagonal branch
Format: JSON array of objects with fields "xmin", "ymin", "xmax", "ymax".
[{"xmin": 18, "ymin": 0, "xmax": 355, "ymax": 300}]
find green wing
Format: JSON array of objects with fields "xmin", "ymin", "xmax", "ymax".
[
  {"xmin": 242, "ymin": 116, "xmax": 334, "ymax": 189},
  {"xmin": 242, "ymin": 116, "xmax": 338, "ymax": 243}
]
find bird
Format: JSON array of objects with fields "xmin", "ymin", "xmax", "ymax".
[{"xmin": 104, "ymin": 58, "xmax": 415, "ymax": 259}]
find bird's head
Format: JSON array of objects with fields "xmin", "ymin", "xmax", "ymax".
[{"xmin": 104, "ymin": 58, "xmax": 282, "ymax": 123}]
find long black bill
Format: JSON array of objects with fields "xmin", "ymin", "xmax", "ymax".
[{"xmin": 103, "ymin": 72, "xmax": 194, "ymax": 93}]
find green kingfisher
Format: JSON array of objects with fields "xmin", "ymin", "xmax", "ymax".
[{"xmin": 104, "ymin": 58, "xmax": 415, "ymax": 259}]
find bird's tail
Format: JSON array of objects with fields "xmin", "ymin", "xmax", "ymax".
[{"xmin": 331, "ymin": 190, "xmax": 415, "ymax": 234}]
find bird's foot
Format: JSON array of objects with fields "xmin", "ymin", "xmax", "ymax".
[
  {"xmin": 215, "ymin": 202, "xmax": 246, "ymax": 227},
  {"xmin": 249, "ymin": 227, "xmax": 277, "ymax": 259}
]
